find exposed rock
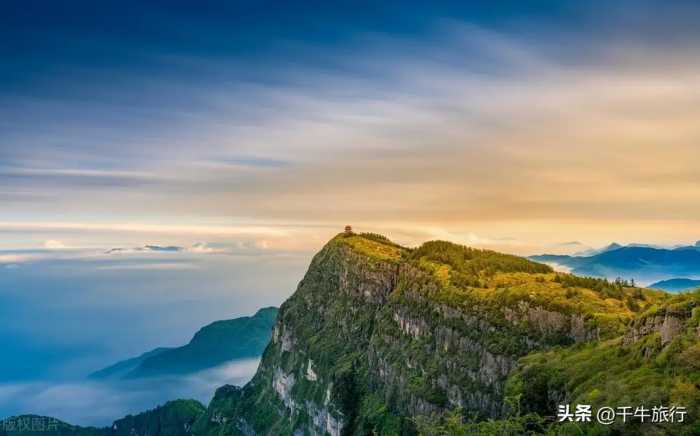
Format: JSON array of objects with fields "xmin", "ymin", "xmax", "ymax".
[
  {"xmin": 660, "ymin": 314, "xmax": 684, "ymax": 345},
  {"xmin": 273, "ymin": 367, "xmax": 296, "ymax": 410},
  {"xmin": 624, "ymin": 313, "xmax": 686, "ymax": 346},
  {"xmin": 305, "ymin": 359, "xmax": 318, "ymax": 381},
  {"xmin": 195, "ymin": 234, "xmax": 662, "ymax": 435},
  {"xmin": 503, "ymin": 302, "xmax": 599, "ymax": 343}
]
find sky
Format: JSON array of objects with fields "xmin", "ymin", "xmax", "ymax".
[
  {"xmin": 2, "ymin": 0, "xmax": 700, "ymax": 425},
  {"xmin": 2, "ymin": 0, "xmax": 700, "ymax": 255},
  {"xmin": 0, "ymin": 247, "xmax": 307, "ymax": 424},
  {"xmin": 0, "ymin": 247, "xmax": 305, "ymax": 381}
]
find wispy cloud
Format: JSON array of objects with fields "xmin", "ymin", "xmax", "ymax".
[
  {"xmin": 0, "ymin": 167, "xmax": 157, "ymax": 180},
  {"xmin": 0, "ymin": 222, "xmax": 289, "ymax": 237},
  {"xmin": 0, "ymin": 359, "xmax": 260, "ymax": 427},
  {"xmin": 0, "ymin": 254, "xmax": 43, "ymax": 264},
  {"xmin": 188, "ymin": 242, "xmax": 229, "ymax": 254},
  {"xmin": 43, "ymin": 240, "xmax": 68, "ymax": 249},
  {"xmin": 96, "ymin": 262, "xmax": 199, "ymax": 271},
  {"xmin": 3, "ymin": 8, "xmax": 700, "ymax": 252}
]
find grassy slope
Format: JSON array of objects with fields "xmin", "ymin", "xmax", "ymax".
[
  {"xmin": 8, "ymin": 233, "xmax": 693, "ymax": 436},
  {"xmin": 506, "ymin": 291, "xmax": 700, "ymax": 436},
  {"xmin": 331, "ymin": 235, "xmax": 690, "ymax": 435},
  {"xmin": 197, "ymin": 233, "xmax": 674, "ymax": 435},
  {"xmin": 401, "ymin": 239, "xmax": 664, "ymax": 343}
]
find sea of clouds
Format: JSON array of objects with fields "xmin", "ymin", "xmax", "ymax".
[
  {"xmin": 0, "ymin": 358, "xmax": 260, "ymax": 427},
  {"xmin": 0, "ymin": 244, "xmax": 309, "ymax": 425}
]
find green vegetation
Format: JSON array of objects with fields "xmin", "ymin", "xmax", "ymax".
[
  {"xmin": 0, "ymin": 416, "xmax": 102, "ymax": 436},
  {"xmin": 193, "ymin": 233, "xmax": 692, "ymax": 435},
  {"xmin": 506, "ymin": 290, "xmax": 700, "ymax": 435},
  {"xmin": 410, "ymin": 240, "xmax": 553, "ymax": 278},
  {"xmin": 414, "ymin": 410, "xmax": 547, "ymax": 436},
  {"xmin": 16, "ymin": 233, "xmax": 698, "ymax": 436},
  {"xmin": 335, "ymin": 232, "xmax": 406, "ymax": 261},
  {"xmin": 0, "ymin": 400, "xmax": 206, "ymax": 436},
  {"xmin": 111, "ymin": 400, "xmax": 205, "ymax": 436},
  {"xmin": 400, "ymin": 239, "xmax": 664, "ymax": 346}
]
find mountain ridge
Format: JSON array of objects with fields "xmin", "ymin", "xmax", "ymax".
[
  {"xmin": 649, "ymin": 278, "xmax": 700, "ymax": 293},
  {"xmin": 191, "ymin": 232, "xmax": 675, "ymax": 435},
  {"xmin": 7, "ymin": 232, "xmax": 698, "ymax": 435},
  {"xmin": 89, "ymin": 347, "xmax": 172, "ymax": 380},
  {"xmin": 90, "ymin": 307, "xmax": 278, "ymax": 380},
  {"xmin": 531, "ymin": 243, "xmax": 700, "ymax": 285}
]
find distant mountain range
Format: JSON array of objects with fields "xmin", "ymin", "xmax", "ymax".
[
  {"xmin": 90, "ymin": 307, "xmax": 278, "ymax": 379},
  {"xmin": 573, "ymin": 242, "xmax": 623, "ymax": 256},
  {"xmin": 648, "ymin": 278, "xmax": 700, "ymax": 293},
  {"xmin": 89, "ymin": 347, "xmax": 173, "ymax": 379},
  {"xmin": 531, "ymin": 241, "xmax": 700, "ymax": 285}
]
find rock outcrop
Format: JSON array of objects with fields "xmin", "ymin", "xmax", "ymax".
[
  {"xmin": 195, "ymin": 233, "xmax": 657, "ymax": 435},
  {"xmin": 11, "ymin": 233, "xmax": 678, "ymax": 436}
]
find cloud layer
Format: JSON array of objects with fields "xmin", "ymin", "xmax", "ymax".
[
  {"xmin": 0, "ymin": 358, "xmax": 260, "ymax": 427},
  {"xmin": 3, "ymin": 10, "xmax": 700, "ymax": 252},
  {"xmin": 0, "ymin": 248, "xmax": 307, "ymax": 381}
]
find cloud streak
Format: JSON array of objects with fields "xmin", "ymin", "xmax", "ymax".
[
  {"xmin": 3, "ymin": 4, "xmax": 700, "ymax": 252},
  {"xmin": 0, "ymin": 222, "xmax": 289, "ymax": 237}
]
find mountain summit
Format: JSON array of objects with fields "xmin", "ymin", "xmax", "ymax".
[
  {"xmin": 7, "ymin": 233, "xmax": 699, "ymax": 435},
  {"xmin": 191, "ymin": 232, "xmax": 690, "ymax": 435}
]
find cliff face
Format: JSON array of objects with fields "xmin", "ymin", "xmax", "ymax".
[
  {"xmin": 195, "ymin": 233, "xmax": 660, "ymax": 435},
  {"xmin": 196, "ymin": 236, "xmax": 403, "ymax": 435},
  {"xmin": 511, "ymin": 290, "xmax": 700, "ymax": 435},
  {"xmin": 623, "ymin": 304, "xmax": 693, "ymax": 347},
  {"xmin": 7, "ymin": 233, "xmax": 694, "ymax": 436}
]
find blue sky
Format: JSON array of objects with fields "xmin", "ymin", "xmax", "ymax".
[
  {"xmin": 3, "ymin": 0, "xmax": 700, "ymax": 425},
  {"xmin": 3, "ymin": 1, "xmax": 700, "ymax": 253}
]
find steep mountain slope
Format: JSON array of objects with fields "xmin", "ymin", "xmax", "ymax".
[
  {"xmin": 91, "ymin": 307, "xmax": 278, "ymax": 379},
  {"xmin": 649, "ymin": 278, "xmax": 700, "ymax": 293},
  {"xmin": 9, "ymin": 233, "xmax": 698, "ymax": 435},
  {"xmin": 509, "ymin": 290, "xmax": 700, "ymax": 435},
  {"xmin": 192, "ymin": 233, "xmax": 666, "ymax": 435}
]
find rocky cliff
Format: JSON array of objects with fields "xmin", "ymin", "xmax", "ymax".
[
  {"xmin": 193, "ymin": 233, "xmax": 666, "ymax": 435},
  {"xmin": 510, "ymin": 289, "xmax": 700, "ymax": 435},
  {"xmin": 9, "ymin": 233, "xmax": 697, "ymax": 435}
]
